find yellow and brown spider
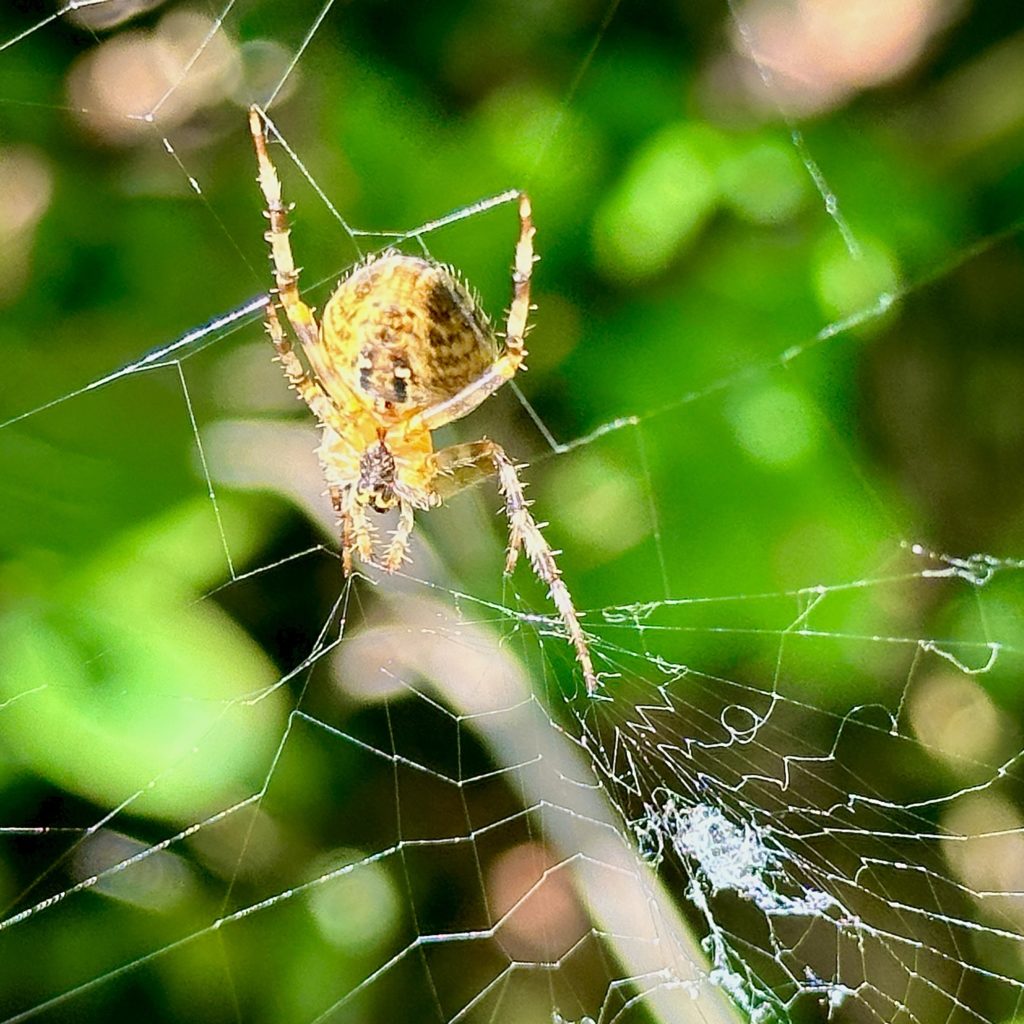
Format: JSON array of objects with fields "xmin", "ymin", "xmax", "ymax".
[{"xmin": 248, "ymin": 108, "xmax": 598, "ymax": 696}]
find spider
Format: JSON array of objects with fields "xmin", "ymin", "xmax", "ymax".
[{"xmin": 248, "ymin": 108, "xmax": 598, "ymax": 696}]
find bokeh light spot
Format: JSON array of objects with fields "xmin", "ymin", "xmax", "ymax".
[
  {"xmin": 727, "ymin": 383, "xmax": 819, "ymax": 468},
  {"xmin": 719, "ymin": 139, "xmax": 806, "ymax": 224},
  {"xmin": 307, "ymin": 849, "xmax": 401, "ymax": 954},
  {"xmin": 813, "ymin": 235, "xmax": 900, "ymax": 322},
  {"xmin": 591, "ymin": 123, "xmax": 721, "ymax": 282}
]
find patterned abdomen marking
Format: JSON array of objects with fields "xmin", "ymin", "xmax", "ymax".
[{"xmin": 322, "ymin": 253, "xmax": 498, "ymax": 409}]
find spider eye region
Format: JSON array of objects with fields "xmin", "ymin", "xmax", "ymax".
[{"xmin": 357, "ymin": 440, "xmax": 399, "ymax": 513}]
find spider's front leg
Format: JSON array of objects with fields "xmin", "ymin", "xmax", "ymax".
[
  {"xmin": 249, "ymin": 107, "xmax": 323, "ymax": 367},
  {"xmin": 432, "ymin": 440, "xmax": 599, "ymax": 696}
]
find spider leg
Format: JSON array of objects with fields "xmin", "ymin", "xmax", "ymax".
[
  {"xmin": 331, "ymin": 486, "xmax": 356, "ymax": 575},
  {"xmin": 384, "ymin": 498, "xmax": 416, "ymax": 573},
  {"xmin": 348, "ymin": 496, "xmax": 376, "ymax": 566},
  {"xmin": 432, "ymin": 442, "xmax": 524, "ymax": 572},
  {"xmin": 333, "ymin": 486, "xmax": 375, "ymax": 574},
  {"xmin": 432, "ymin": 439, "xmax": 599, "ymax": 696},
  {"xmin": 503, "ymin": 191, "xmax": 536, "ymax": 358},
  {"xmin": 249, "ymin": 107, "xmax": 324, "ymax": 361},
  {"xmin": 263, "ymin": 301, "xmax": 339, "ymax": 423},
  {"xmin": 417, "ymin": 192, "xmax": 535, "ymax": 432}
]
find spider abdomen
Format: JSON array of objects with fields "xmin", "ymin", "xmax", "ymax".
[{"xmin": 321, "ymin": 253, "xmax": 498, "ymax": 409}]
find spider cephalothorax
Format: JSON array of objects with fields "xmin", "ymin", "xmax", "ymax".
[{"xmin": 249, "ymin": 107, "xmax": 599, "ymax": 695}]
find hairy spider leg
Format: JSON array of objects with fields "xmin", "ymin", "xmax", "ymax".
[
  {"xmin": 262, "ymin": 302, "xmax": 337, "ymax": 425},
  {"xmin": 348, "ymin": 492, "xmax": 376, "ymax": 564},
  {"xmin": 250, "ymin": 104, "xmax": 358, "ymax": 406},
  {"xmin": 417, "ymin": 192, "xmax": 535, "ymax": 433},
  {"xmin": 331, "ymin": 484, "xmax": 377, "ymax": 574},
  {"xmin": 249, "ymin": 109, "xmax": 320, "ymax": 351},
  {"xmin": 270, "ymin": 298, "xmax": 373, "ymax": 571},
  {"xmin": 385, "ymin": 498, "xmax": 417, "ymax": 572},
  {"xmin": 333, "ymin": 486, "xmax": 355, "ymax": 575},
  {"xmin": 432, "ymin": 440, "xmax": 599, "ymax": 696}
]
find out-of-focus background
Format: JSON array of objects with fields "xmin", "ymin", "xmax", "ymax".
[{"xmin": 2, "ymin": 1, "xmax": 1024, "ymax": 1022}]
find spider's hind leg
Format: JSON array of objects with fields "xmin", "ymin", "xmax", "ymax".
[
  {"xmin": 431, "ymin": 439, "xmax": 599, "ymax": 696},
  {"xmin": 432, "ymin": 441, "xmax": 519, "ymax": 569}
]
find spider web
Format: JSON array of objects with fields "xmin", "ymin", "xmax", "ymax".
[{"xmin": 2, "ymin": 2, "xmax": 1024, "ymax": 1023}]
